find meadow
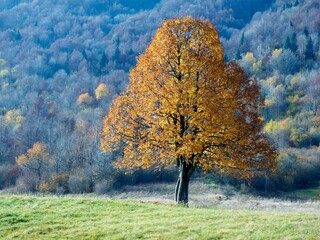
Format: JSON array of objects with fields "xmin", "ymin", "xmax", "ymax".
[{"xmin": 1, "ymin": 192, "xmax": 320, "ymax": 240}]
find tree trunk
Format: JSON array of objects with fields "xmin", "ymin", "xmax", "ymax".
[{"xmin": 175, "ymin": 162, "xmax": 194, "ymax": 205}]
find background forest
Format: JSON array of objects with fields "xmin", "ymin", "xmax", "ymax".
[{"xmin": 0, "ymin": 0, "xmax": 319, "ymax": 194}]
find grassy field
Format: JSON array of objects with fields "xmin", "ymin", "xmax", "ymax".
[
  {"xmin": 283, "ymin": 187, "xmax": 320, "ymax": 201},
  {"xmin": 1, "ymin": 195, "xmax": 320, "ymax": 239},
  {"xmin": 94, "ymin": 182, "xmax": 320, "ymax": 212}
]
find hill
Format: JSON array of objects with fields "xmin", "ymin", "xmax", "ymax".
[
  {"xmin": 1, "ymin": 195, "xmax": 320, "ymax": 239},
  {"xmin": 0, "ymin": 0, "xmax": 319, "ymax": 193}
]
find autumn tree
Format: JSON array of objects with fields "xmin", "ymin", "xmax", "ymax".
[
  {"xmin": 95, "ymin": 83, "xmax": 109, "ymax": 101},
  {"xmin": 77, "ymin": 92, "xmax": 94, "ymax": 107},
  {"xmin": 101, "ymin": 18, "xmax": 277, "ymax": 204},
  {"xmin": 16, "ymin": 142, "xmax": 50, "ymax": 190}
]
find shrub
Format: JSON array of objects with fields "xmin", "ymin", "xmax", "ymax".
[
  {"xmin": 68, "ymin": 171, "xmax": 92, "ymax": 194},
  {"xmin": 0, "ymin": 164, "xmax": 21, "ymax": 189},
  {"xmin": 0, "ymin": 165, "xmax": 9, "ymax": 189},
  {"xmin": 258, "ymin": 148, "xmax": 320, "ymax": 191},
  {"xmin": 94, "ymin": 179, "xmax": 113, "ymax": 195},
  {"xmin": 39, "ymin": 182, "xmax": 51, "ymax": 192},
  {"xmin": 50, "ymin": 173, "xmax": 70, "ymax": 194},
  {"xmin": 15, "ymin": 174, "xmax": 38, "ymax": 193}
]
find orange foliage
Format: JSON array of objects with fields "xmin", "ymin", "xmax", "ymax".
[
  {"xmin": 16, "ymin": 142, "xmax": 49, "ymax": 188},
  {"xmin": 77, "ymin": 92, "xmax": 94, "ymax": 106},
  {"xmin": 39, "ymin": 181, "xmax": 50, "ymax": 192},
  {"xmin": 95, "ymin": 83, "xmax": 109, "ymax": 100},
  {"xmin": 101, "ymin": 18, "xmax": 277, "ymax": 179},
  {"xmin": 4, "ymin": 109, "xmax": 24, "ymax": 128}
]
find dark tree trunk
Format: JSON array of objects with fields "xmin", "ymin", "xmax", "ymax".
[{"xmin": 175, "ymin": 161, "xmax": 194, "ymax": 205}]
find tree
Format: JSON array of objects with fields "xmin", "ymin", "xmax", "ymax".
[
  {"xmin": 95, "ymin": 83, "xmax": 109, "ymax": 101},
  {"xmin": 77, "ymin": 93, "xmax": 94, "ymax": 107},
  {"xmin": 303, "ymin": 27, "xmax": 309, "ymax": 37},
  {"xmin": 101, "ymin": 18, "xmax": 277, "ymax": 205},
  {"xmin": 240, "ymin": 32, "xmax": 245, "ymax": 46},
  {"xmin": 236, "ymin": 49, "xmax": 241, "ymax": 60},
  {"xmin": 16, "ymin": 142, "xmax": 50, "ymax": 189},
  {"xmin": 284, "ymin": 33, "xmax": 298, "ymax": 54},
  {"xmin": 305, "ymin": 37, "xmax": 315, "ymax": 61},
  {"xmin": 284, "ymin": 36, "xmax": 292, "ymax": 50},
  {"xmin": 290, "ymin": 33, "xmax": 298, "ymax": 53}
]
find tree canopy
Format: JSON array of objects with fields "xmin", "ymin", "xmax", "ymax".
[{"xmin": 101, "ymin": 18, "xmax": 277, "ymax": 204}]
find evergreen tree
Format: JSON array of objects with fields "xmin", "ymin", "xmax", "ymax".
[
  {"xmin": 284, "ymin": 33, "xmax": 298, "ymax": 53},
  {"xmin": 113, "ymin": 47, "xmax": 120, "ymax": 62},
  {"xmin": 236, "ymin": 49, "xmax": 241, "ymax": 60},
  {"xmin": 284, "ymin": 36, "xmax": 291, "ymax": 50},
  {"xmin": 290, "ymin": 33, "xmax": 298, "ymax": 53},
  {"xmin": 240, "ymin": 32, "xmax": 245, "ymax": 45},
  {"xmin": 99, "ymin": 52, "xmax": 108, "ymax": 74},
  {"xmin": 305, "ymin": 37, "xmax": 315, "ymax": 61},
  {"xmin": 303, "ymin": 27, "xmax": 309, "ymax": 37},
  {"xmin": 113, "ymin": 38, "xmax": 121, "ymax": 63}
]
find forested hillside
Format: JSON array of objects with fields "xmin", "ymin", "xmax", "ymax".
[{"xmin": 0, "ymin": 0, "xmax": 319, "ymax": 193}]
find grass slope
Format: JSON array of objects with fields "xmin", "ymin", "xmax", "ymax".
[{"xmin": 0, "ymin": 195, "xmax": 319, "ymax": 240}]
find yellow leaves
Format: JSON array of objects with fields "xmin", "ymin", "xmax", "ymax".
[
  {"xmin": 0, "ymin": 59, "xmax": 10, "ymax": 77},
  {"xmin": 266, "ymin": 77, "xmax": 276, "ymax": 86},
  {"xmin": 28, "ymin": 142, "xmax": 48, "ymax": 157},
  {"xmin": 95, "ymin": 83, "xmax": 109, "ymax": 100},
  {"xmin": 16, "ymin": 142, "xmax": 49, "ymax": 167},
  {"xmin": 252, "ymin": 59, "xmax": 262, "ymax": 74},
  {"xmin": 264, "ymin": 118, "xmax": 291, "ymax": 138},
  {"xmin": 100, "ymin": 18, "xmax": 277, "ymax": 177},
  {"xmin": 0, "ymin": 69, "xmax": 10, "ymax": 77},
  {"xmin": 5, "ymin": 109, "xmax": 25, "ymax": 128},
  {"xmin": 38, "ymin": 182, "xmax": 51, "ymax": 192},
  {"xmin": 309, "ymin": 126, "xmax": 318, "ymax": 135},
  {"xmin": 16, "ymin": 154, "xmax": 28, "ymax": 165},
  {"xmin": 265, "ymin": 99, "xmax": 275, "ymax": 107},
  {"xmin": 290, "ymin": 76, "xmax": 300, "ymax": 86},
  {"xmin": 244, "ymin": 52, "xmax": 256, "ymax": 62},
  {"xmin": 77, "ymin": 92, "xmax": 94, "ymax": 107},
  {"xmin": 177, "ymin": 138, "xmax": 203, "ymax": 159},
  {"xmin": 272, "ymin": 48, "xmax": 282, "ymax": 57}
]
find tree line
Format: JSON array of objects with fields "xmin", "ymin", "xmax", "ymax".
[{"xmin": 0, "ymin": 0, "xmax": 319, "ymax": 194}]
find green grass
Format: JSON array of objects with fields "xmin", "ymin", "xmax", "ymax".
[
  {"xmin": 0, "ymin": 195, "xmax": 319, "ymax": 239},
  {"xmin": 284, "ymin": 187, "xmax": 320, "ymax": 200}
]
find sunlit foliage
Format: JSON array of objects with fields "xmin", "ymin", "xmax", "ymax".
[
  {"xmin": 101, "ymin": 18, "xmax": 277, "ymax": 203},
  {"xmin": 77, "ymin": 93, "xmax": 94, "ymax": 107},
  {"xmin": 95, "ymin": 83, "xmax": 109, "ymax": 101},
  {"xmin": 16, "ymin": 142, "xmax": 49, "ymax": 189}
]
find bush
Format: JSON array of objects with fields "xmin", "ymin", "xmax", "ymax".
[
  {"xmin": 50, "ymin": 173, "xmax": 70, "ymax": 194},
  {"xmin": 68, "ymin": 171, "xmax": 92, "ymax": 194},
  {"xmin": 253, "ymin": 148, "xmax": 320, "ymax": 191},
  {"xmin": 94, "ymin": 179, "xmax": 113, "ymax": 195},
  {"xmin": 0, "ymin": 164, "xmax": 21, "ymax": 189},
  {"xmin": 95, "ymin": 167, "xmax": 176, "ymax": 191},
  {"xmin": 39, "ymin": 181, "xmax": 51, "ymax": 193},
  {"xmin": 120, "ymin": 168, "xmax": 176, "ymax": 186},
  {"xmin": 202, "ymin": 148, "xmax": 320, "ymax": 193},
  {"xmin": 15, "ymin": 174, "xmax": 38, "ymax": 193}
]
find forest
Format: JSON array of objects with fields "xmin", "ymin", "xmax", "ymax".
[{"xmin": 0, "ymin": 0, "xmax": 319, "ymax": 195}]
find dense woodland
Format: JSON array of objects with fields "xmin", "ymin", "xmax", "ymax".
[{"xmin": 0, "ymin": 0, "xmax": 319, "ymax": 194}]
